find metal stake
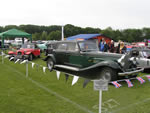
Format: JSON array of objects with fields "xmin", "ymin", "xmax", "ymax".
[
  {"xmin": 99, "ymin": 90, "xmax": 102, "ymax": 113},
  {"xmin": 26, "ymin": 60, "xmax": 28, "ymax": 77},
  {"xmin": 2, "ymin": 51, "xmax": 4, "ymax": 64}
]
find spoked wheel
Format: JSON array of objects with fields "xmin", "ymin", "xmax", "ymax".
[
  {"xmin": 47, "ymin": 58, "xmax": 54, "ymax": 72},
  {"xmin": 29, "ymin": 54, "xmax": 33, "ymax": 61},
  {"xmin": 98, "ymin": 67, "xmax": 117, "ymax": 81}
]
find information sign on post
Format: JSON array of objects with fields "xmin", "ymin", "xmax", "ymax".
[
  {"xmin": 94, "ymin": 79, "xmax": 108, "ymax": 91},
  {"xmin": 94, "ymin": 79, "xmax": 108, "ymax": 113}
]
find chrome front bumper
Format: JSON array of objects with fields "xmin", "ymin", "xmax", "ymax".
[{"xmin": 118, "ymin": 68, "xmax": 144, "ymax": 76}]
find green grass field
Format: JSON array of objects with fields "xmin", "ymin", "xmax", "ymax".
[{"xmin": 0, "ymin": 56, "xmax": 150, "ymax": 113}]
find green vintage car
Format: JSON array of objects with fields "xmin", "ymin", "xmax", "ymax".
[{"xmin": 45, "ymin": 40, "xmax": 143, "ymax": 81}]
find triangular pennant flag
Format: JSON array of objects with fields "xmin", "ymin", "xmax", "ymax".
[
  {"xmin": 4, "ymin": 55, "xmax": 10, "ymax": 59},
  {"xmin": 32, "ymin": 63, "xmax": 35, "ymax": 68},
  {"xmin": 20, "ymin": 60, "xmax": 27, "ymax": 64},
  {"xmin": 1, "ymin": 52, "xmax": 5, "ymax": 55},
  {"xmin": 9, "ymin": 57, "xmax": 14, "ymax": 61},
  {"xmin": 65, "ymin": 74, "xmax": 69, "ymax": 82},
  {"xmin": 43, "ymin": 67, "xmax": 46, "ymax": 73},
  {"xmin": 125, "ymin": 79, "xmax": 133, "ymax": 87},
  {"xmin": 36, "ymin": 64, "xmax": 39, "ymax": 71},
  {"xmin": 136, "ymin": 77, "xmax": 145, "ymax": 84},
  {"xmin": 83, "ymin": 79, "xmax": 90, "ymax": 88},
  {"xmin": 15, "ymin": 59, "xmax": 20, "ymax": 63},
  {"xmin": 111, "ymin": 81, "xmax": 122, "ymax": 88},
  {"xmin": 56, "ymin": 71, "xmax": 60, "ymax": 80},
  {"xmin": 146, "ymin": 75, "xmax": 150, "ymax": 81},
  {"xmin": 72, "ymin": 76, "xmax": 79, "ymax": 86}
]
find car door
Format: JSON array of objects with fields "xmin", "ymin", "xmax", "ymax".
[
  {"xmin": 65, "ymin": 42, "xmax": 94, "ymax": 68},
  {"xmin": 64, "ymin": 42, "xmax": 82, "ymax": 67},
  {"xmin": 54, "ymin": 43, "xmax": 67, "ymax": 64}
]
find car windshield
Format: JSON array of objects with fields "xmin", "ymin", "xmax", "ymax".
[
  {"xmin": 141, "ymin": 50, "xmax": 150, "ymax": 57},
  {"xmin": 21, "ymin": 44, "xmax": 35, "ymax": 49},
  {"xmin": 78, "ymin": 40, "xmax": 99, "ymax": 52}
]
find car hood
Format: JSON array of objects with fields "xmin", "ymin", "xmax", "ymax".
[
  {"xmin": 17, "ymin": 48, "xmax": 34, "ymax": 52},
  {"xmin": 37, "ymin": 44, "xmax": 47, "ymax": 47},
  {"xmin": 83, "ymin": 51, "xmax": 122, "ymax": 59}
]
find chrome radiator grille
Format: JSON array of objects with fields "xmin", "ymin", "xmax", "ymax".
[{"xmin": 17, "ymin": 52, "xmax": 22, "ymax": 55}]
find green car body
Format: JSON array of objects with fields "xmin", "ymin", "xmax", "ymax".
[{"xmin": 45, "ymin": 40, "xmax": 143, "ymax": 81}]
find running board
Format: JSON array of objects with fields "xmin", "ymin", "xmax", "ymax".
[{"xmin": 55, "ymin": 65, "xmax": 80, "ymax": 71}]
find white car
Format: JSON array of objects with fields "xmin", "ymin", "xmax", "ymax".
[{"xmin": 135, "ymin": 48, "xmax": 150, "ymax": 70}]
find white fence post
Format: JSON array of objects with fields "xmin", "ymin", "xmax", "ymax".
[{"xmin": 26, "ymin": 60, "xmax": 28, "ymax": 77}]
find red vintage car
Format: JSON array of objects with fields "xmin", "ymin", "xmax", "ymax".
[{"xmin": 8, "ymin": 43, "xmax": 41, "ymax": 61}]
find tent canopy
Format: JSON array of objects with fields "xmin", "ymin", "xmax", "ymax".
[
  {"xmin": 0, "ymin": 28, "xmax": 32, "ymax": 48},
  {"xmin": 0, "ymin": 28, "xmax": 31, "ymax": 38},
  {"xmin": 67, "ymin": 34, "xmax": 101, "ymax": 40}
]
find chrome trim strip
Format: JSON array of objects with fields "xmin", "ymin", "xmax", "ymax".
[
  {"xmin": 118, "ymin": 68, "xmax": 144, "ymax": 76},
  {"xmin": 55, "ymin": 65, "xmax": 80, "ymax": 71}
]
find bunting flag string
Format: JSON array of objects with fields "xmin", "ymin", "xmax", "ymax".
[
  {"xmin": 36, "ymin": 64, "xmax": 39, "ymax": 71},
  {"xmin": 125, "ymin": 79, "xmax": 133, "ymax": 88},
  {"xmin": 146, "ymin": 75, "xmax": 150, "ymax": 81},
  {"xmin": 56, "ymin": 71, "xmax": 60, "ymax": 80},
  {"xmin": 72, "ymin": 76, "xmax": 79, "ymax": 86},
  {"xmin": 9, "ymin": 57, "xmax": 14, "ymax": 61},
  {"xmin": 43, "ymin": 67, "xmax": 47, "ymax": 73},
  {"xmin": 111, "ymin": 75, "xmax": 150, "ymax": 88},
  {"xmin": 111, "ymin": 81, "xmax": 122, "ymax": 88},
  {"xmin": 15, "ymin": 59, "xmax": 20, "ymax": 64},
  {"xmin": 32, "ymin": 63, "xmax": 35, "ymax": 68},
  {"xmin": 4, "ymin": 55, "xmax": 10, "ymax": 59},
  {"xmin": 1, "ymin": 51, "xmax": 5, "ymax": 56},
  {"xmin": 3, "ymin": 54, "xmax": 150, "ymax": 88},
  {"xmin": 20, "ymin": 60, "xmax": 28, "ymax": 64},
  {"xmin": 136, "ymin": 77, "xmax": 145, "ymax": 84}
]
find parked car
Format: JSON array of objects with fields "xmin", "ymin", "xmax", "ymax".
[
  {"xmin": 8, "ymin": 43, "xmax": 41, "ymax": 61},
  {"xmin": 133, "ymin": 47, "xmax": 150, "ymax": 71},
  {"xmin": 36, "ymin": 42, "xmax": 47, "ymax": 53},
  {"xmin": 44, "ymin": 40, "xmax": 143, "ymax": 81},
  {"xmin": 45, "ymin": 41, "xmax": 58, "ymax": 56}
]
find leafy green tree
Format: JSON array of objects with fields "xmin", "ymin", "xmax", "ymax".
[
  {"xmin": 48, "ymin": 30, "xmax": 61, "ymax": 40},
  {"xmin": 141, "ymin": 28, "xmax": 150, "ymax": 39},
  {"xmin": 83, "ymin": 27, "xmax": 101, "ymax": 34},
  {"xmin": 32, "ymin": 32, "xmax": 41, "ymax": 41},
  {"xmin": 0, "ymin": 24, "xmax": 150, "ymax": 42},
  {"xmin": 41, "ymin": 31, "xmax": 48, "ymax": 40},
  {"xmin": 4, "ymin": 25, "xmax": 18, "ymax": 31},
  {"xmin": 0, "ymin": 26, "xmax": 4, "ymax": 33}
]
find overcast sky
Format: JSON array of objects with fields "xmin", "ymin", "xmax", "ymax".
[{"xmin": 0, "ymin": 0, "xmax": 150, "ymax": 29}]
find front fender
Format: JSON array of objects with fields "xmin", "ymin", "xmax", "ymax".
[
  {"xmin": 8, "ymin": 51, "xmax": 15, "ymax": 55},
  {"xmin": 25, "ymin": 51, "xmax": 31, "ymax": 55},
  {"xmin": 44, "ymin": 54, "xmax": 56, "ymax": 63},
  {"xmin": 80, "ymin": 61, "xmax": 121, "ymax": 71},
  {"xmin": 96, "ymin": 61, "xmax": 121, "ymax": 69}
]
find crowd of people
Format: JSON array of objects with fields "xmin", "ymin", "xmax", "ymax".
[{"xmin": 99, "ymin": 38, "xmax": 126, "ymax": 54}]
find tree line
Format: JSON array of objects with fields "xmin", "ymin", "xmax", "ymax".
[{"xmin": 0, "ymin": 24, "xmax": 150, "ymax": 42}]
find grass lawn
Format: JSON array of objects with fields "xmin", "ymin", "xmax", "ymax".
[{"xmin": 0, "ymin": 56, "xmax": 150, "ymax": 113}]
